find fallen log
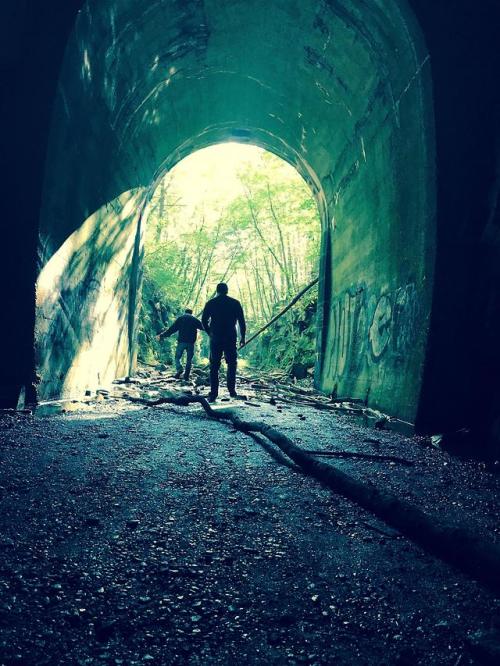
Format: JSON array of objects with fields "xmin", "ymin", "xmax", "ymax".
[
  {"xmin": 241, "ymin": 277, "xmax": 319, "ymax": 349},
  {"xmin": 272, "ymin": 383, "xmax": 316, "ymax": 396},
  {"xmin": 306, "ymin": 397, "xmax": 361, "ymax": 412},
  {"xmin": 129, "ymin": 393, "xmax": 500, "ymax": 594},
  {"xmin": 332, "ymin": 397, "xmax": 366, "ymax": 404},
  {"xmin": 270, "ymin": 393, "xmax": 360, "ymax": 413},
  {"xmin": 269, "ymin": 390, "xmax": 365, "ymax": 413}
]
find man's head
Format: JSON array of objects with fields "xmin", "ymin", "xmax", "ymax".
[
  {"xmin": 185, "ymin": 308, "xmax": 193, "ymax": 314},
  {"xmin": 216, "ymin": 283, "xmax": 228, "ymax": 295}
]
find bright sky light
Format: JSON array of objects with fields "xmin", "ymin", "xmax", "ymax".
[
  {"xmin": 144, "ymin": 141, "xmax": 320, "ymax": 316},
  {"xmin": 169, "ymin": 142, "xmax": 262, "ymax": 206},
  {"xmin": 149, "ymin": 141, "xmax": 315, "ymax": 240},
  {"xmin": 166, "ymin": 142, "xmax": 296, "ymax": 215}
]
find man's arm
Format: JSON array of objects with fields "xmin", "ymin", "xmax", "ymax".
[
  {"xmin": 236, "ymin": 302, "xmax": 246, "ymax": 346},
  {"xmin": 201, "ymin": 304, "xmax": 211, "ymax": 334},
  {"xmin": 157, "ymin": 318, "xmax": 179, "ymax": 339},
  {"xmin": 195, "ymin": 317, "xmax": 204, "ymax": 331}
]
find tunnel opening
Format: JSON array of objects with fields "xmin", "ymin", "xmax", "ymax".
[
  {"xmin": 137, "ymin": 142, "xmax": 323, "ymax": 383},
  {"xmin": 5, "ymin": 6, "xmax": 500, "ymax": 662},
  {"xmin": 34, "ymin": 0, "xmax": 436, "ymax": 427}
]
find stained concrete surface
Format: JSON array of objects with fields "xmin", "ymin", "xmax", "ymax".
[
  {"xmin": 0, "ymin": 391, "xmax": 499, "ymax": 665},
  {"xmin": 35, "ymin": 190, "xmax": 144, "ymax": 400}
]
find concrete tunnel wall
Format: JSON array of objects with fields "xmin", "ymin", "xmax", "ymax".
[{"xmin": 36, "ymin": 0, "xmax": 435, "ymax": 423}]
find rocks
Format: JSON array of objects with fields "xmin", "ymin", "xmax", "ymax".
[
  {"xmin": 466, "ymin": 629, "xmax": 500, "ymax": 664},
  {"xmin": 0, "ymin": 370, "xmax": 498, "ymax": 665},
  {"xmin": 267, "ymin": 630, "xmax": 280, "ymax": 645},
  {"xmin": 0, "ymin": 537, "xmax": 15, "ymax": 549},
  {"xmin": 276, "ymin": 612, "xmax": 297, "ymax": 627},
  {"xmin": 64, "ymin": 610, "xmax": 82, "ymax": 628},
  {"xmin": 85, "ymin": 517, "xmax": 101, "ymax": 527},
  {"xmin": 94, "ymin": 619, "xmax": 118, "ymax": 642}
]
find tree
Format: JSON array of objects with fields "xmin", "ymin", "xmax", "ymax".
[{"xmin": 138, "ymin": 148, "xmax": 321, "ymax": 371}]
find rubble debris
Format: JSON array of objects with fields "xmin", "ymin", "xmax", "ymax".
[{"xmin": 1, "ymin": 372, "xmax": 499, "ymax": 665}]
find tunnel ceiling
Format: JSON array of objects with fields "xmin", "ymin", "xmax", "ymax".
[{"xmin": 41, "ymin": 0, "xmax": 431, "ymax": 251}]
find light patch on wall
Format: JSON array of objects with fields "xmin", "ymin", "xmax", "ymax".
[
  {"xmin": 36, "ymin": 189, "xmax": 146, "ymax": 399},
  {"xmin": 82, "ymin": 48, "xmax": 92, "ymax": 82}
]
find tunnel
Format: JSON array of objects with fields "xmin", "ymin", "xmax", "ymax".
[
  {"xmin": 35, "ymin": 0, "xmax": 434, "ymax": 424},
  {"xmin": 2, "ymin": 0, "xmax": 500, "ymax": 455},
  {"xmin": 2, "ymin": 2, "xmax": 500, "ymax": 662}
]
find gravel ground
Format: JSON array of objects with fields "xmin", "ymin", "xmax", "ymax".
[{"xmin": 0, "ymin": 384, "xmax": 499, "ymax": 665}]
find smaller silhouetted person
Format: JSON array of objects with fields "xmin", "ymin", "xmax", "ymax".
[
  {"xmin": 157, "ymin": 308, "xmax": 204, "ymax": 380},
  {"xmin": 202, "ymin": 283, "xmax": 246, "ymax": 402}
]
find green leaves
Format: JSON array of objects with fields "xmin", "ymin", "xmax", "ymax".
[{"xmin": 139, "ymin": 147, "xmax": 320, "ymax": 371}]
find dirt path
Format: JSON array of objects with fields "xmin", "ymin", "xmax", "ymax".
[{"xmin": 0, "ymin": 385, "xmax": 499, "ymax": 665}]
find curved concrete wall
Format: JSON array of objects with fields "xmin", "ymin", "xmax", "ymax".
[
  {"xmin": 36, "ymin": 0, "xmax": 435, "ymax": 421},
  {"xmin": 36, "ymin": 190, "xmax": 144, "ymax": 397}
]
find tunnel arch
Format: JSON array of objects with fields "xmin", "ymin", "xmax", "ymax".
[{"xmin": 36, "ymin": 0, "xmax": 435, "ymax": 424}]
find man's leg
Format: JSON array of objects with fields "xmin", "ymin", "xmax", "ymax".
[
  {"xmin": 209, "ymin": 339, "xmax": 223, "ymax": 399},
  {"xmin": 174, "ymin": 343, "xmax": 185, "ymax": 378},
  {"xmin": 224, "ymin": 341, "xmax": 238, "ymax": 396},
  {"xmin": 184, "ymin": 343, "xmax": 194, "ymax": 380}
]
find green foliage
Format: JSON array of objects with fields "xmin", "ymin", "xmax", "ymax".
[
  {"xmin": 137, "ymin": 278, "xmax": 180, "ymax": 365},
  {"xmin": 138, "ymin": 147, "xmax": 320, "ymax": 372},
  {"xmin": 246, "ymin": 286, "xmax": 318, "ymax": 372}
]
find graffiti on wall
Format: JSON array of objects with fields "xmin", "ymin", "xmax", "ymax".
[{"xmin": 324, "ymin": 282, "xmax": 421, "ymax": 382}]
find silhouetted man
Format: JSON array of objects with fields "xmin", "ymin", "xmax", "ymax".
[
  {"xmin": 158, "ymin": 308, "xmax": 204, "ymax": 380},
  {"xmin": 202, "ymin": 283, "xmax": 246, "ymax": 402}
]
